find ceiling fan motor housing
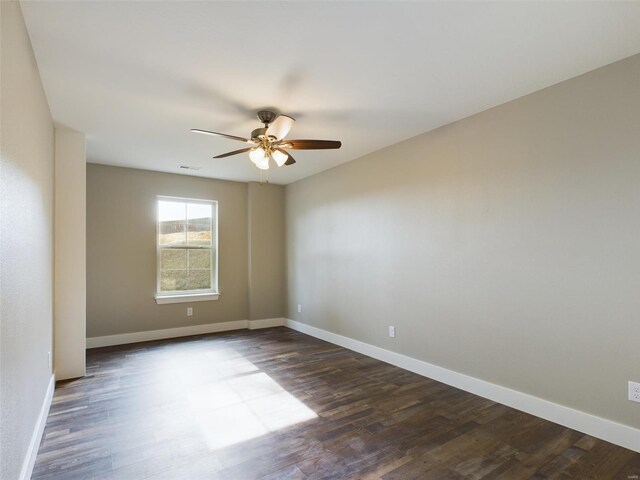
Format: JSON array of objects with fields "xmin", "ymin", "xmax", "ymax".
[
  {"xmin": 257, "ymin": 110, "xmax": 277, "ymax": 126},
  {"xmin": 251, "ymin": 127, "xmax": 268, "ymax": 140}
]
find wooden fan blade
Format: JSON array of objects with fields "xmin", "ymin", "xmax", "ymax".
[
  {"xmin": 281, "ymin": 139, "xmax": 341, "ymax": 150},
  {"xmin": 266, "ymin": 115, "xmax": 295, "ymax": 140},
  {"xmin": 284, "ymin": 152, "xmax": 296, "ymax": 166},
  {"xmin": 191, "ymin": 129, "xmax": 253, "ymax": 144},
  {"xmin": 213, "ymin": 147, "xmax": 253, "ymax": 159}
]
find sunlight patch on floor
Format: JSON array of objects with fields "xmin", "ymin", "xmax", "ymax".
[{"xmin": 185, "ymin": 359, "xmax": 317, "ymax": 450}]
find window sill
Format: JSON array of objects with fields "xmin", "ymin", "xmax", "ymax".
[{"xmin": 155, "ymin": 292, "xmax": 220, "ymax": 304}]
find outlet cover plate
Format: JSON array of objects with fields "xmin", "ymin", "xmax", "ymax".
[{"xmin": 629, "ymin": 381, "xmax": 640, "ymax": 403}]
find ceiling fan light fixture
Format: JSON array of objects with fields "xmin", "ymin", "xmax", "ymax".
[
  {"xmin": 193, "ymin": 110, "xmax": 341, "ymax": 172},
  {"xmin": 249, "ymin": 147, "xmax": 266, "ymax": 164},
  {"xmin": 271, "ymin": 149, "xmax": 288, "ymax": 167},
  {"xmin": 255, "ymin": 157, "xmax": 270, "ymax": 170}
]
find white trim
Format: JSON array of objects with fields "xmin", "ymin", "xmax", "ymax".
[
  {"xmin": 20, "ymin": 374, "xmax": 55, "ymax": 480},
  {"xmin": 154, "ymin": 292, "xmax": 220, "ymax": 304},
  {"xmin": 86, "ymin": 318, "xmax": 286, "ymax": 348},
  {"xmin": 87, "ymin": 320, "xmax": 248, "ymax": 348},
  {"xmin": 156, "ymin": 196, "xmax": 219, "ymax": 298},
  {"xmin": 84, "ymin": 317, "xmax": 639, "ymax": 451},
  {"xmin": 285, "ymin": 319, "xmax": 640, "ymax": 453},
  {"xmin": 248, "ymin": 318, "xmax": 286, "ymax": 330}
]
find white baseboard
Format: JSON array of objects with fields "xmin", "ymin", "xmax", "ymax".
[
  {"xmin": 86, "ymin": 318, "xmax": 286, "ymax": 348},
  {"xmin": 85, "ymin": 317, "xmax": 638, "ymax": 451},
  {"xmin": 285, "ymin": 319, "xmax": 640, "ymax": 453},
  {"xmin": 248, "ymin": 318, "xmax": 286, "ymax": 330},
  {"xmin": 20, "ymin": 374, "xmax": 55, "ymax": 480}
]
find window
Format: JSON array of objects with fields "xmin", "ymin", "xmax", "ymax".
[{"xmin": 155, "ymin": 197, "xmax": 218, "ymax": 304}]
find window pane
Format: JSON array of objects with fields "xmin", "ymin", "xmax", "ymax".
[
  {"xmin": 187, "ymin": 203, "xmax": 212, "ymax": 246},
  {"xmin": 188, "ymin": 249, "xmax": 210, "ymax": 270},
  {"xmin": 158, "ymin": 198, "xmax": 216, "ymax": 295},
  {"xmin": 161, "ymin": 270, "xmax": 187, "ymax": 291},
  {"xmin": 188, "ymin": 270, "xmax": 211, "ymax": 290},
  {"xmin": 159, "ymin": 201, "xmax": 186, "ymax": 246},
  {"xmin": 161, "ymin": 249, "xmax": 186, "ymax": 270}
]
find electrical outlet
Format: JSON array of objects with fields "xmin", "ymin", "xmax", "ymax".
[
  {"xmin": 388, "ymin": 326, "xmax": 396, "ymax": 338},
  {"xmin": 629, "ymin": 381, "xmax": 640, "ymax": 403},
  {"xmin": 297, "ymin": 304, "xmax": 302, "ymax": 313},
  {"xmin": 187, "ymin": 307, "xmax": 193, "ymax": 316},
  {"xmin": 47, "ymin": 351, "xmax": 51, "ymax": 369}
]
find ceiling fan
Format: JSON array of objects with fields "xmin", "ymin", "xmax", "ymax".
[{"xmin": 191, "ymin": 110, "xmax": 341, "ymax": 170}]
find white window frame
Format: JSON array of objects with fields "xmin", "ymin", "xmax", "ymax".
[{"xmin": 154, "ymin": 195, "xmax": 219, "ymax": 304}]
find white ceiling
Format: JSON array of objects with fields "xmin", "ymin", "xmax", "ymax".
[{"xmin": 21, "ymin": 1, "xmax": 640, "ymax": 185}]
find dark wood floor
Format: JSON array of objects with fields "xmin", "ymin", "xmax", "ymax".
[{"xmin": 33, "ymin": 327, "xmax": 638, "ymax": 479}]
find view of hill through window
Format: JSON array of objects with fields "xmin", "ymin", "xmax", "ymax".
[{"xmin": 158, "ymin": 200, "xmax": 215, "ymax": 293}]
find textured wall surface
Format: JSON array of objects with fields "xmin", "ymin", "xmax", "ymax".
[
  {"xmin": 248, "ymin": 182, "xmax": 285, "ymax": 320},
  {"xmin": 286, "ymin": 54, "xmax": 640, "ymax": 428},
  {"xmin": 87, "ymin": 164, "xmax": 250, "ymax": 337},
  {"xmin": 54, "ymin": 126, "xmax": 86, "ymax": 380},
  {"xmin": 0, "ymin": 1, "xmax": 55, "ymax": 478}
]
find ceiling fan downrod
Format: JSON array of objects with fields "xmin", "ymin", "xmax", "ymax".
[{"xmin": 256, "ymin": 110, "xmax": 277, "ymax": 128}]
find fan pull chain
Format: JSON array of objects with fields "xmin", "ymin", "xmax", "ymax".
[{"xmin": 259, "ymin": 168, "xmax": 269, "ymax": 184}]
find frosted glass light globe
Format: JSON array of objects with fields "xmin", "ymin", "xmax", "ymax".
[
  {"xmin": 272, "ymin": 149, "xmax": 288, "ymax": 167},
  {"xmin": 249, "ymin": 147, "xmax": 266, "ymax": 164},
  {"xmin": 256, "ymin": 156, "xmax": 270, "ymax": 170}
]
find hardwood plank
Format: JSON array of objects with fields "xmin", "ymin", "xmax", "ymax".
[{"xmin": 31, "ymin": 327, "xmax": 639, "ymax": 479}]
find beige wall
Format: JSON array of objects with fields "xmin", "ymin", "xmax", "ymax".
[
  {"xmin": 87, "ymin": 164, "xmax": 250, "ymax": 337},
  {"xmin": 87, "ymin": 166, "xmax": 286, "ymax": 337},
  {"xmin": 248, "ymin": 182, "xmax": 285, "ymax": 320},
  {"xmin": 54, "ymin": 126, "xmax": 86, "ymax": 380},
  {"xmin": 286, "ymin": 54, "xmax": 640, "ymax": 429},
  {"xmin": 0, "ymin": 1, "xmax": 55, "ymax": 478}
]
